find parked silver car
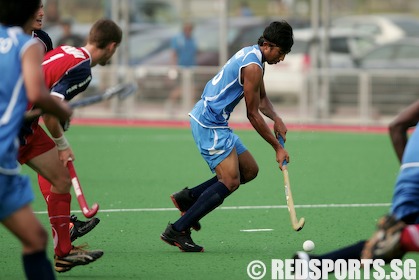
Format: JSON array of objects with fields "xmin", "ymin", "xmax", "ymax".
[
  {"xmin": 263, "ymin": 27, "xmax": 376, "ymax": 98},
  {"xmin": 354, "ymin": 37, "xmax": 419, "ymax": 69},
  {"xmin": 331, "ymin": 14, "xmax": 419, "ymax": 44},
  {"xmin": 330, "ymin": 37, "xmax": 419, "ymax": 116}
]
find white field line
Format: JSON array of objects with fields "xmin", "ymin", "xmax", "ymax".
[{"xmin": 33, "ymin": 202, "xmax": 391, "ymax": 215}]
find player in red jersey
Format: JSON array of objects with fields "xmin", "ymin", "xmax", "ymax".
[
  {"xmin": 29, "ymin": 0, "xmax": 101, "ymax": 246},
  {"xmin": 18, "ymin": 18, "xmax": 122, "ymax": 273}
]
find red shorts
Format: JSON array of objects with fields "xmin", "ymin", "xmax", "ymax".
[{"xmin": 18, "ymin": 125, "xmax": 55, "ymax": 165}]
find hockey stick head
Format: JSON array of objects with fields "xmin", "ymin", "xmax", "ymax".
[
  {"xmin": 82, "ymin": 203, "xmax": 99, "ymax": 218},
  {"xmin": 293, "ymin": 217, "xmax": 305, "ymax": 231},
  {"xmin": 67, "ymin": 161, "xmax": 100, "ymax": 218},
  {"xmin": 117, "ymin": 82, "xmax": 138, "ymax": 100}
]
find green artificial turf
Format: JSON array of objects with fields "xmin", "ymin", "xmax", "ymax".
[{"xmin": 1, "ymin": 125, "xmax": 417, "ymax": 279}]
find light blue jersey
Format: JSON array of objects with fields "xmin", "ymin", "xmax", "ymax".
[
  {"xmin": 0, "ymin": 25, "xmax": 36, "ymax": 220},
  {"xmin": 188, "ymin": 45, "xmax": 263, "ymax": 172},
  {"xmin": 391, "ymin": 122, "xmax": 419, "ymax": 223},
  {"xmin": 189, "ymin": 45, "xmax": 263, "ymax": 128},
  {"xmin": 0, "ymin": 26, "xmax": 36, "ymax": 174}
]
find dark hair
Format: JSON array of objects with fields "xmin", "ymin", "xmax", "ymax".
[
  {"xmin": 0, "ymin": 0, "xmax": 40, "ymax": 27},
  {"xmin": 88, "ymin": 19, "xmax": 123, "ymax": 49},
  {"xmin": 258, "ymin": 20, "xmax": 294, "ymax": 53}
]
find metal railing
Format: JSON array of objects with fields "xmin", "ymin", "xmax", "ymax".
[{"xmin": 75, "ymin": 66, "xmax": 419, "ymax": 126}]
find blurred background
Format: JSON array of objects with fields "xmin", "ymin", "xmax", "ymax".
[{"xmin": 43, "ymin": 0, "xmax": 419, "ymax": 126}]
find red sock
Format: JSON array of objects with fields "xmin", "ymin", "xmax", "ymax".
[
  {"xmin": 38, "ymin": 174, "xmax": 51, "ymax": 202},
  {"xmin": 48, "ymin": 192, "xmax": 72, "ymax": 257},
  {"xmin": 400, "ymin": 224, "xmax": 419, "ymax": 252}
]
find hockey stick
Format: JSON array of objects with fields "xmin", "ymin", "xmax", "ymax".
[
  {"xmin": 278, "ymin": 135, "xmax": 305, "ymax": 231},
  {"xmin": 67, "ymin": 161, "xmax": 99, "ymax": 218},
  {"xmin": 69, "ymin": 82, "xmax": 138, "ymax": 108}
]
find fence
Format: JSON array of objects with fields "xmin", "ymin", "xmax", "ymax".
[{"xmin": 74, "ymin": 66, "xmax": 419, "ymax": 126}]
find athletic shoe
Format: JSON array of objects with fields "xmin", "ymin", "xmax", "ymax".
[
  {"xmin": 69, "ymin": 215, "xmax": 100, "ymax": 242},
  {"xmin": 293, "ymin": 251, "xmax": 313, "ymax": 280},
  {"xmin": 54, "ymin": 245, "xmax": 104, "ymax": 273},
  {"xmin": 160, "ymin": 223, "xmax": 204, "ymax": 252},
  {"xmin": 361, "ymin": 214, "xmax": 406, "ymax": 261},
  {"xmin": 170, "ymin": 187, "xmax": 201, "ymax": 231}
]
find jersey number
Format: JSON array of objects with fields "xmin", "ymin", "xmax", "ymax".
[
  {"xmin": 211, "ymin": 59, "xmax": 232, "ymax": 86},
  {"xmin": 61, "ymin": 46, "xmax": 86, "ymax": 59}
]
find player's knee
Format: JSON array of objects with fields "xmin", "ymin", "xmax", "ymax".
[
  {"xmin": 241, "ymin": 166, "xmax": 259, "ymax": 184},
  {"xmin": 250, "ymin": 166, "xmax": 259, "ymax": 180},
  {"xmin": 224, "ymin": 178, "xmax": 241, "ymax": 191},
  {"xmin": 55, "ymin": 175, "xmax": 72, "ymax": 193},
  {"xmin": 24, "ymin": 226, "xmax": 49, "ymax": 253}
]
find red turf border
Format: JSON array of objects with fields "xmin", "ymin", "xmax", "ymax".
[{"xmin": 69, "ymin": 117, "xmax": 390, "ymax": 134}]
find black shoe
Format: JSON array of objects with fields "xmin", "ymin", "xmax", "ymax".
[
  {"xmin": 54, "ymin": 245, "xmax": 104, "ymax": 273},
  {"xmin": 170, "ymin": 188, "xmax": 201, "ymax": 231},
  {"xmin": 160, "ymin": 223, "xmax": 204, "ymax": 252},
  {"xmin": 70, "ymin": 215, "xmax": 100, "ymax": 242}
]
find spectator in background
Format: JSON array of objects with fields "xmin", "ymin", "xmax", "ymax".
[
  {"xmin": 56, "ymin": 18, "xmax": 85, "ymax": 47},
  {"xmin": 165, "ymin": 22, "xmax": 198, "ymax": 115},
  {"xmin": 44, "ymin": 0, "xmax": 60, "ymax": 28},
  {"xmin": 238, "ymin": 1, "xmax": 254, "ymax": 17}
]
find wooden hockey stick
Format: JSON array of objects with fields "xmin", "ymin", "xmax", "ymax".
[{"xmin": 278, "ymin": 135, "xmax": 305, "ymax": 231}]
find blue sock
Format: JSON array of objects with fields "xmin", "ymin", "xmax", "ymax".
[
  {"xmin": 23, "ymin": 251, "xmax": 55, "ymax": 280},
  {"xmin": 173, "ymin": 181, "xmax": 230, "ymax": 232},
  {"xmin": 189, "ymin": 176, "xmax": 218, "ymax": 199}
]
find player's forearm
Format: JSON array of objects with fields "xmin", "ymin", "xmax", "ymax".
[
  {"xmin": 389, "ymin": 100, "xmax": 419, "ymax": 162},
  {"xmin": 35, "ymin": 95, "xmax": 72, "ymax": 122},
  {"xmin": 43, "ymin": 114, "xmax": 65, "ymax": 138},
  {"xmin": 259, "ymin": 95, "xmax": 280, "ymax": 122},
  {"xmin": 247, "ymin": 111, "xmax": 281, "ymax": 151}
]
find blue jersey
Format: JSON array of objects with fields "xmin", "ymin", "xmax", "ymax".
[
  {"xmin": 171, "ymin": 33, "xmax": 197, "ymax": 67},
  {"xmin": 0, "ymin": 26, "xmax": 37, "ymax": 174},
  {"xmin": 391, "ymin": 123, "xmax": 419, "ymax": 223},
  {"xmin": 189, "ymin": 45, "xmax": 263, "ymax": 128}
]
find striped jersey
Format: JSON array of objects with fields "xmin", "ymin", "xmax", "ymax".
[
  {"xmin": 19, "ymin": 45, "xmax": 92, "ymax": 145},
  {"xmin": 0, "ymin": 25, "xmax": 37, "ymax": 174},
  {"xmin": 42, "ymin": 45, "xmax": 92, "ymax": 101},
  {"xmin": 189, "ymin": 45, "xmax": 263, "ymax": 128}
]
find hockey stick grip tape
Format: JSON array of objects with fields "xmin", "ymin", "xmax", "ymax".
[{"xmin": 277, "ymin": 134, "xmax": 287, "ymax": 166}]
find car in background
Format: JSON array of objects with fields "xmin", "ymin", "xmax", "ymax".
[
  {"xmin": 136, "ymin": 17, "xmax": 269, "ymax": 66},
  {"xmin": 131, "ymin": 17, "xmax": 277, "ymax": 101},
  {"xmin": 353, "ymin": 37, "xmax": 419, "ymax": 69},
  {"xmin": 331, "ymin": 14, "xmax": 419, "ymax": 44},
  {"xmin": 330, "ymin": 37, "xmax": 419, "ymax": 116},
  {"xmin": 133, "ymin": 17, "xmax": 310, "ymax": 67},
  {"xmin": 263, "ymin": 27, "xmax": 376, "ymax": 98},
  {"xmin": 103, "ymin": 0, "xmax": 179, "ymax": 25},
  {"xmin": 128, "ymin": 27, "xmax": 177, "ymax": 65}
]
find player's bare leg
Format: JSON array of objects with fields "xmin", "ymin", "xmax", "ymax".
[
  {"xmin": 3, "ymin": 205, "xmax": 55, "ymax": 279},
  {"xmin": 26, "ymin": 148, "xmax": 102, "ymax": 272}
]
